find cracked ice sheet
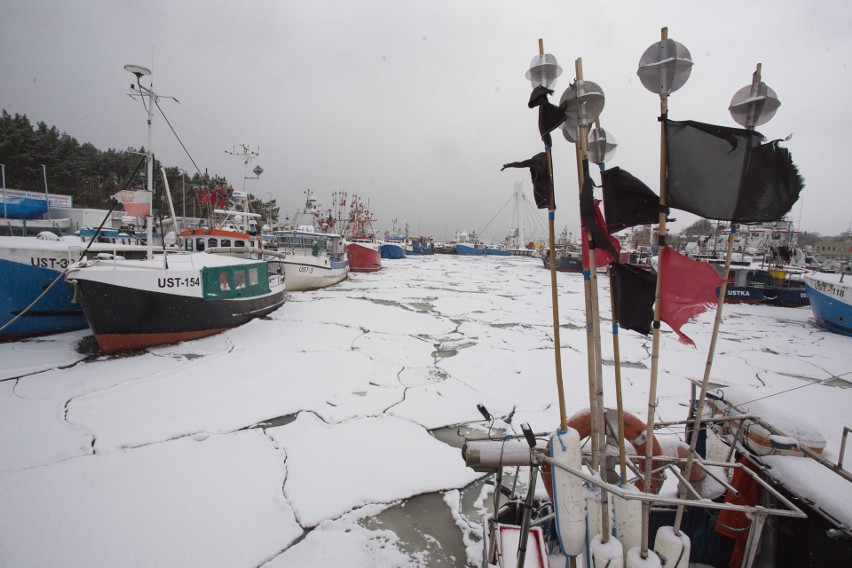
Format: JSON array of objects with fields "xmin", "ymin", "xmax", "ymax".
[
  {"xmin": 266, "ymin": 413, "xmax": 479, "ymax": 528},
  {"xmin": 0, "ymin": 330, "xmax": 89, "ymax": 380},
  {"xmin": 267, "ymin": 520, "xmax": 423, "ymax": 567},
  {"xmin": 68, "ymin": 348, "xmax": 403, "ymax": 451},
  {"xmin": 0, "ymin": 380, "xmax": 92, "ymax": 472},
  {"xmin": 0, "ymin": 430, "xmax": 300, "ymax": 568}
]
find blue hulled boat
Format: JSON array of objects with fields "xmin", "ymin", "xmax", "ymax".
[
  {"xmin": 804, "ymin": 271, "xmax": 852, "ymax": 337},
  {"xmin": 0, "ymin": 231, "xmax": 148, "ymax": 341},
  {"xmin": 1, "ymin": 196, "xmax": 49, "ymax": 219},
  {"xmin": 380, "ymin": 239, "xmax": 406, "ymax": 259}
]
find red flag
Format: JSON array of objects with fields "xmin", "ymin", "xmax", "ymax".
[
  {"xmin": 581, "ymin": 198, "xmax": 620, "ymax": 267},
  {"xmin": 660, "ymin": 247, "xmax": 723, "ymax": 346}
]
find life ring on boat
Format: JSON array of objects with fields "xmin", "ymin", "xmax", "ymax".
[{"xmin": 543, "ymin": 410, "xmax": 666, "ymax": 496}]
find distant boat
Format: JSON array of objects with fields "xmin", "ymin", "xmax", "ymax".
[
  {"xmin": 380, "ymin": 239, "xmax": 406, "ymax": 259},
  {"xmin": 409, "ymin": 236, "xmax": 434, "ymax": 255},
  {"xmin": 273, "ymin": 228, "xmax": 349, "ymax": 290},
  {"xmin": 541, "ymin": 248, "xmax": 583, "ymax": 272},
  {"xmin": 454, "ymin": 242, "xmax": 487, "ymax": 256},
  {"xmin": 1, "ymin": 196, "xmax": 48, "ymax": 219},
  {"xmin": 1, "ymin": 178, "xmax": 73, "ymax": 236},
  {"xmin": 347, "ymin": 237, "xmax": 382, "ymax": 272},
  {"xmin": 804, "ymin": 271, "xmax": 852, "ymax": 337},
  {"xmin": 339, "ymin": 194, "xmax": 382, "ymax": 272},
  {"xmin": 705, "ymin": 259, "xmax": 810, "ymax": 307}
]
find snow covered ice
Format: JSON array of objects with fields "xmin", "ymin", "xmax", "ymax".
[{"xmin": 1, "ymin": 254, "xmax": 851, "ymax": 567}]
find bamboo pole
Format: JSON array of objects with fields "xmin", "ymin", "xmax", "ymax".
[
  {"xmin": 672, "ymin": 63, "xmax": 765, "ymax": 536},
  {"xmin": 640, "ymin": 26, "xmax": 669, "ymax": 560},
  {"xmin": 574, "ymin": 57, "xmax": 611, "ymax": 543},
  {"xmin": 595, "ymin": 118, "xmax": 628, "ymax": 482},
  {"xmin": 539, "ymin": 38, "xmax": 568, "ymax": 432}
]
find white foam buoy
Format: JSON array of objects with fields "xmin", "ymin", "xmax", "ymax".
[
  {"xmin": 613, "ymin": 484, "xmax": 642, "ymax": 556},
  {"xmin": 585, "ymin": 484, "xmax": 615, "ymax": 542},
  {"xmin": 590, "ymin": 534, "xmax": 624, "ymax": 568},
  {"xmin": 653, "ymin": 526, "xmax": 690, "ymax": 568},
  {"xmin": 549, "ymin": 428, "xmax": 586, "ymax": 557},
  {"xmin": 625, "ymin": 546, "xmax": 662, "ymax": 568}
]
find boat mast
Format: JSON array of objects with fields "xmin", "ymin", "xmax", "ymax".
[{"xmin": 124, "ymin": 64, "xmax": 156, "ymax": 260}]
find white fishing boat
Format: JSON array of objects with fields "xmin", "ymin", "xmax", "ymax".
[
  {"xmin": 64, "ymin": 64, "xmax": 286, "ymax": 353},
  {"xmin": 272, "ymin": 227, "xmax": 348, "ymax": 291}
]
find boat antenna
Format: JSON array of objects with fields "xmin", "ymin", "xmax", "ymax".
[{"xmin": 124, "ymin": 63, "xmax": 156, "ymax": 259}]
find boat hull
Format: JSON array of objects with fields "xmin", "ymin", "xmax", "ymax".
[
  {"xmin": 346, "ymin": 242, "xmax": 382, "ymax": 272},
  {"xmin": 542, "ymin": 254, "xmax": 583, "ymax": 273},
  {"xmin": 0, "ymin": 236, "xmax": 148, "ymax": 341},
  {"xmin": 0, "ymin": 257, "xmax": 87, "ymax": 340},
  {"xmin": 455, "ymin": 243, "xmax": 486, "ymax": 256},
  {"xmin": 805, "ymin": 273, "xmax": 852, "ymax": 337},
  {"xmin": 282, "ymin": 259, "xmax": 349, "ymax": 291},
  {"xmin": 380, "ymin": 243, "xmax": 405, "ymax": 259},
  {"xmin": 72, "ymin": 278, "xmax": 285, "ymax": 353}
]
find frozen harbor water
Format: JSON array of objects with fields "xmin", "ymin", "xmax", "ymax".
[{"xmin": 1, "ymin": 254, "xmax": 851, "ymax": 567}]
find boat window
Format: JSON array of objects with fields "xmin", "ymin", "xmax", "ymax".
[
  {"xmin": 249, "ymin": 267, "xmax": 259, "ymax": 286},
  {"xmin": 234, "ymin": 270, "xmax": 246, "ymax": 290},
  {"xmin": 235, "ymin": 239, "xmax": 245, "ymax": 248},
  {"xmin": 185, "ymin": 239, "xmax": 193, "ymax": 251},
  {"xmin": 219, "ymin": 271, "xmax": 231, "ymax": 291},
  {"xmin": 208, "ymin": 238, "xmax": 218, "ymax": 249},
  {"xmin": 196, "ymin": 238, "xmax": 205, "ymax": 251},
  {"xmin": 221, "ymin": 239, "xmax": 231, "ymax": 248}
]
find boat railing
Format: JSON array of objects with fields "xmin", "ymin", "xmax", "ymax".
[
  {"xmin": 206, "ymin": 246, "xmax": 286, "ymax": 260},
  {"xmin": 462, "ymin": 419, "xmax": 808, "ymax": 568}
]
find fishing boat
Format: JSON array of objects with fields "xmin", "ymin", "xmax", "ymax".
[
  {"xmin": 63, "ymin": 64, "xmax": 286, "ymax": 353},
  {"xmin": 541, "ymin": 247, "xmax": 583, "ymax": 272},
  {"xmin": 0, "ymin": 230, "xmax": 149, "ymax": 341},
  {"xmin": 339, "ymin": 193, "xmax": 382, "ymax": 272},
  {"xmin": 1, "ymin": 172, "xmax": 73, "ymax": 236},
  {"xmin": 380, "ymin": 219, "xmax": 409, "ymax": 259},
  {"xmin": 273, "ymin": 227, "xmax": 349, "ymax": 290},
  {"xmin": 66, "ymin": 252, "xmax": 285, "ymax": 353},
  {"xmin": 804, "ymin": 270, "xmax": 852, "ymax": 336},
  {"xmin": 705, "ymin": 259, "xmax": 810, "ymax": 307},
  {"xmin": 408, "ymin": 236, "xmax": 434, "ymax": 255},
  {"xmin": 272, "ymin": 191, "xmax": 349, "ymax": 289}
]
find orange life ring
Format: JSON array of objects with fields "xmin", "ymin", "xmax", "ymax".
[{"xmin": 543, "ymin": 410, "xmax": 666, "ymax": 497}]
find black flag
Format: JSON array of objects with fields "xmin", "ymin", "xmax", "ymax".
[
  {"xmin": 501, "ymin": 153, "xmax": 553, "ymax": 209},
  {"xmin": 601, "ymin": 167, "xmax": 662, "ymax": 234},
  {"xmin": 610, "ymin": 263, "xmax": 656, "ymax": 336},
  {"xmin": 665, "ymin": 120, "xmax": 804, "ymax": 222},
  {"xmin": 528, "ymin": 86, "xmax": 567, "ymax": 147},
  {"xmin": 579, "ymin": 166, "xmax": 618, "ymax": 257}
]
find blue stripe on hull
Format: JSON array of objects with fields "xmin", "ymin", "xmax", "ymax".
[{"xmin": 0, "ymin": 258, "xmax": 87, "ymax": 340}]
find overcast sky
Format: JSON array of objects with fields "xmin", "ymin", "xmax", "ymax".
[{"xmin": 3, "ymin": 1, "xmax": 851, "ymax": 242}]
